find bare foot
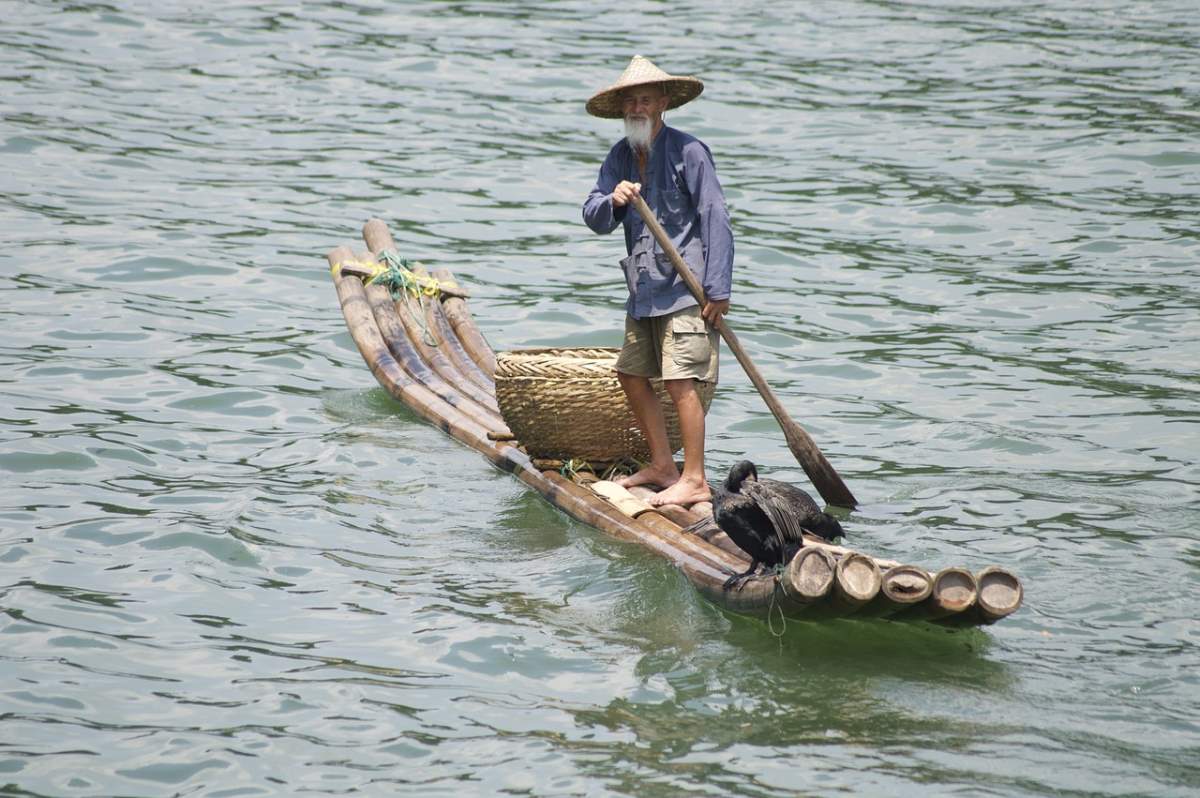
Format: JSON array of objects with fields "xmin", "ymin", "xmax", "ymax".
[
  {"xmin": 615, "ymin": 464, "xmax": 679, "ymax": 490},
  {"xmin": 649, "ymin": 476, "xmax": 711, "ymax": 507}
]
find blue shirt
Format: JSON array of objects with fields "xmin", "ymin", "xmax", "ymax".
[{"xmin": 582, "ymin": 125, "xmax": 734, "ymax": 319}]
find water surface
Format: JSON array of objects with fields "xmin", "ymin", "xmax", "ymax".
[{"xmin": 2, "ymin": 1, "xmax": 1198, "ymax": 795}]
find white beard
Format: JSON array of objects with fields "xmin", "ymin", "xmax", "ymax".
[{"xmin": 624, "ymin": 115, "xmax": 654, "ymax": 152}]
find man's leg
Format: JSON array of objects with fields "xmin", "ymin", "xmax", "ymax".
[
  {"xmin": 647, "ymin": 378, "xmax": 711, "ymax": 506},
  {"xmin": 614, "ymin": 371, "xmax": 680, "ymax": 489}
]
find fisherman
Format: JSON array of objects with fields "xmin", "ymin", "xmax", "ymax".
[{"xmin": 582, "ymin": 55, "xmax": 734, "ymax": 507}]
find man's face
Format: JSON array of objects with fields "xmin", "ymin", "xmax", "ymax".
[{"xmin": 621, "ymin": 86, "xmax": 669, "ymax": 123}]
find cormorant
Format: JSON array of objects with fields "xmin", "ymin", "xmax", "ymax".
[{"xmin": 709, "ymin": 460, "xmax": 845, "ymax": 590}]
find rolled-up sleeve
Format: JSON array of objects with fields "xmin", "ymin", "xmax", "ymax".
[
  {"xmin": 684, "ymin": 142, "xmax": 733, "ymax": 301},
  {"xmin": 583, "ymin": 148, "xmax": 627, "ymax": 234}
]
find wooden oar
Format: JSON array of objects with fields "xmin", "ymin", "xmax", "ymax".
[{"xmin": 630, "ymin": 194, "xmax": 858, "ymax": 508}]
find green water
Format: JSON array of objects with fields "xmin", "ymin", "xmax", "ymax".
[{"xmin": 2, "ymin": 2, "xmax": 1198, "ymax": 795}]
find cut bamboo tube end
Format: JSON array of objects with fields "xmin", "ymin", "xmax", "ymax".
[
  {"xmin": 859, "ymin": 564, "xmax": 933, "ymax": 617},
  {"xmin": 975, "ymin": 566, "xmax": 1023, "ymax": 622},
  {"xmin": 783, "ymin": 546, "xmax": 836, "ymax": 601},
  {"xmin": 917, "ymin": 566, "xmax": 979, "ymax": 620},
  {"xmin": 833, "ymin": 551, "xmax": 882, "ymax": 608},
  {"xmin": 882, "ymin": 564, "xmax": 934, "ymax": 604},
  {"xmin": 933, "ymin": 567, "xmax": 977, "ymax": 612}
]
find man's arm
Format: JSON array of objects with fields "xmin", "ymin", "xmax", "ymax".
[{"xmin": 582, "ymin": 148, "xmax": 629, "ymax": 234}]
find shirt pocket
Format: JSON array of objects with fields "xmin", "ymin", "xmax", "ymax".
[
  {"xmin": 662, "ymin": 170, "xmax": 691, "ymax": 229},
  {"xmin": 669, "ymin": 310, "xmax": 711, "ymax": 369}
]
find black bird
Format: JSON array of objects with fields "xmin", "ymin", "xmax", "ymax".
[{"xmin": 708, "ymin": 460, "xmax": 844, "ymax": 590}]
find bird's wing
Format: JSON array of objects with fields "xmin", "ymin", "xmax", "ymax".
[
  {"xmin": 743, "ymin": 481, "xmax": 806, "ymax": 544},
  {"xmin": 759, "ymin": 479, "xmax": 820, "ymax": 515}
]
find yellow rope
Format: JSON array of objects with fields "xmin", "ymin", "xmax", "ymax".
[
  {"xmin": 332, "ymin": 255, "xmax": 441, "ymax": 346},
  {"xmin": 330, "ymin": 257, "xmax": 445, "ymax": 298}
]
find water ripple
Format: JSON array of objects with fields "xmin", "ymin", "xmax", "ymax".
[{"xmin": 1, "ymin": 1, "xmax": 1198, "ymax": 796}]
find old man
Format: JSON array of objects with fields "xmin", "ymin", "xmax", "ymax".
[{"xmin": 582, "ymin": 55, "xmax": 734, "ymax": 507}]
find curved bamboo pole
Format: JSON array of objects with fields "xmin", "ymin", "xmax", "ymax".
[
  {"xmin": 360, "ymin": 224, "xmax": 501, "ymax": 410},
  {"xmin": 330, "ymin": 248, "xmax": 495, "ymax": 448},
  {"xmin": 405, "ymin": 265, "xmax": 494, "ymax": 394},
  {"xmin": 362, "ymin": 221, "xmax": 498, "ymax": 405},
  {"xmin": 382, "ymin": 251, "xmax": 494, "ymax": 394},
  {"xmin": 432, "ymin": 266, "xmax": 496, "ymax": 377},
  {"xmin": 362, "ymin": 278, "xmax": 509, "ymax": 435}
]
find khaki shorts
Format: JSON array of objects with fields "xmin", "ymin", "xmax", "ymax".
[{"xmin": 614, "ymin": 305, "xmax": 719, "ymax": 382}]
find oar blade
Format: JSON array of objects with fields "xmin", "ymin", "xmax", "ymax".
[{"xmin": 783, "ymin": 417, "xmax": 858, "ymax": 508}]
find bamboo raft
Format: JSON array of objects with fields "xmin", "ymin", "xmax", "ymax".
[{"xmin": 327, "ymin": 219, "xmax": 1023, "ymax": 627}]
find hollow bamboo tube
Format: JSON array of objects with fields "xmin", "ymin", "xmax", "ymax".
[
  {"xmin": 399, "ymin": 256, "xmax": 494, "ymax": 394},
  {"xmin": 362, "ymin": 280, "xmax": 510, "ymax": 435},
  {"xmin": 362, "ymin": 220, "xmax": 498, "ymax": 400},
  {"xmin": 420, "ymin": 286, "xmax": 494, "ymax": 393},
  {"xmin": 973, "ymin": 566, "xmax": 1023, "ymax": 623},
  {"xmin": 783, "ymin": 547, "xmax": 836, "ymax": 602},
  {"xmin": 432, "ymin": 266, "xmax": 496, "ymax": 377},
  {"xmin": 830, "ymin": 552, "xmax": 882, "ymax": 613},
  {"xmin": 897, "ymin": 567, "xmax": 978, "ymax": 622},
  {"xmin": 357, "ymin": 222, "xmax": 504, "ymax": 412},
  {"xmin": 632, "ymin": 487, "xmax": 944, "ymax": 619},
  {"xmin": 858, "ymin": 565, "xmax": 934, "ymax": 617},
  {"xmin": 329, "ymin": 247, "xmax": 495, "ymax": 448}
]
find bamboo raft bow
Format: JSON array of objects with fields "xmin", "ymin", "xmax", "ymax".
[{"xmin": 327, "ymin": 219, "xmax": 1023, "ymax": 628}]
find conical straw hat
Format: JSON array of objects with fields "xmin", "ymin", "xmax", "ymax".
[{"xmin": 586, "ymin": 55, "xmax": 704, "ymax": 119}]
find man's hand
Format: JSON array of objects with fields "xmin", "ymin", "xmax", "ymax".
[
  {"xmin": 701, "ymin": 298, "xmax": 730, "ymax": 328},
  {"xmin": 611, "ymin": 181, "xmax": 641, "ymax": 208}
]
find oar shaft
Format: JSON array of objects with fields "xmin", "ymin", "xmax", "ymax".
[{"xmin": 629, "ymin": 194, "xmax": 857, "ymax": 508}]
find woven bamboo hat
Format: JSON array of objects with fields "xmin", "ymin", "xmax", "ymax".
[{"xmin": 586, "ymin": 55, "xmax": 704, "ymax": 119}]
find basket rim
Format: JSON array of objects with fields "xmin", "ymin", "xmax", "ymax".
[{"xmin": 497, "ymin": 347, "xmax": 619, "ymax": 358}]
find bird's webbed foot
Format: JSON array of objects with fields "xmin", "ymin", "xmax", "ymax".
[{"xmin": 723, "ymin": 562, "xmax": 760, "ymax": 591}]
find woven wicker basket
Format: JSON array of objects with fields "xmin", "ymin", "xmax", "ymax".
[{"xmin": 495, "ymin": 347, "xmax": 716, "ymax": 464}]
